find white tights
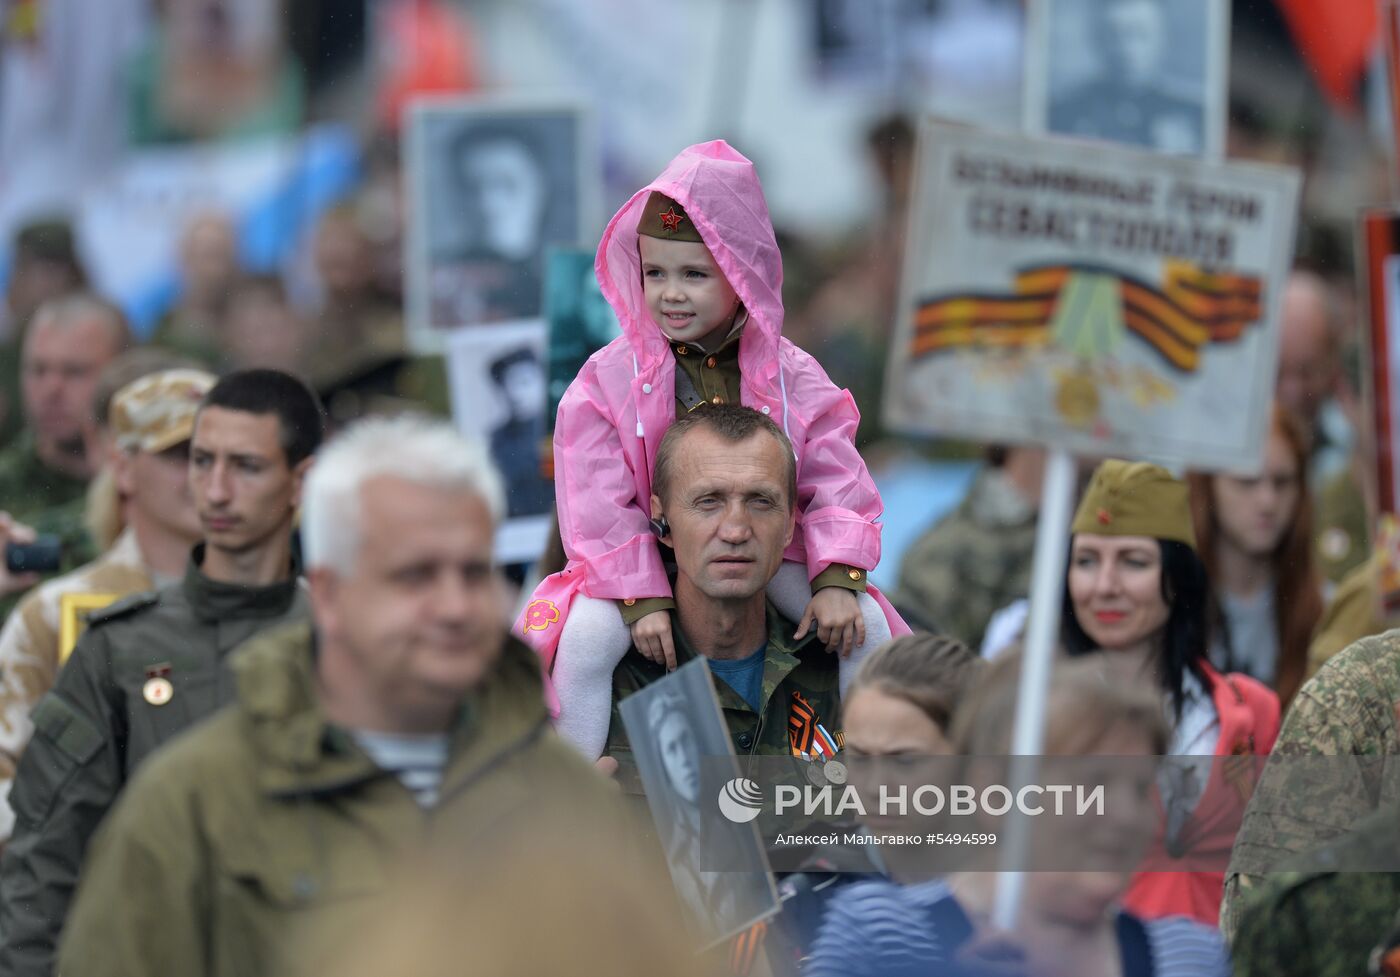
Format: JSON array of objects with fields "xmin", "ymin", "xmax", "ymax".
[{"xmin": 550, "ymin": 560, "xmax": 890, "ymax": 760}]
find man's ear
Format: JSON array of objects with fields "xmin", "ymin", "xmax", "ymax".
[
  {"xmin": 784, "ymin": 502, "xmax": 796, "ymax": 549},
  {"xmin": 649, "ymin": 494, "xmax": 672, "ymax": 544},
  {"xmin": 111, "ymin": 449, "xmax": 136, "ymax": 497},
  {"xmin": 289, "ymin": 455, "xmax": 315, "ymax": 510},
  {"xmin": 305, "ymin": 566, "xmax": 339, "ymax": 636}
]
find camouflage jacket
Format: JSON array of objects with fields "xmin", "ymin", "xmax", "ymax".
[
  {"xmin": 604, "ymin": 599, "xmax": 841, "ymax": 798},
  {"xmin": 1230, "ymin": 805, "xmax": 1400, "ymax": 977},
  {"xmin": 0, "ymin": 527, "xmax": 153, "ymax": 840},
  {"xmin": 0, "ymin": 430, "xmax": 88, "ymax": 524},
  {"xmin": 895, "ymin": 467, "xmax": 1037, "ymax": 646},
  {"xmin": 1221, "ymin": 630, "xmax": 1400, "ymax": 940}
]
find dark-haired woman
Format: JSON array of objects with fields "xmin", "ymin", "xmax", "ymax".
[{"xmin": 1062, "ymin": 460, "xmax": 1279, "ymax": 926}]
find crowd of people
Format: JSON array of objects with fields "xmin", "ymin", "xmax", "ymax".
[{"xmin": 0, "ymin": 5, "xmax": 1396, "ymax": 975}]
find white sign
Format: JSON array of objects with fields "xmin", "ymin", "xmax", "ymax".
[{"xmin": 884, "ymin": 120, "xmax": 1300, "ymax": 472}]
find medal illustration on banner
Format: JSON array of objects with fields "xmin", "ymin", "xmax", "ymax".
[{"xmin": 908, "ymin": 259, "xmax": 1263, "ymax": 430}]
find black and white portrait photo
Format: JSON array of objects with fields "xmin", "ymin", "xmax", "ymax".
[
  {"xmin": 1029, "ymin": 0, "xmax": 1227, "ymax": 157},
  {"xmin": 445, "ymin": 323, "xmax": 554, "ymax": 564},
  {"xmin": 406, "ymin": 99, "xmax": 595, "ymax": 350},
  {"xmin": 619, "ymin": 660, "xmax": 780, "ymax": 947}
]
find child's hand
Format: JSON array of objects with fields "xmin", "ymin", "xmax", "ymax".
[
  {"xmin": 794, "ymin": 587, "xmax": 865, "ymax": 657},
  {"xmin": 630, "ymin": 611, "xmax": 677, "ymax": 671}
]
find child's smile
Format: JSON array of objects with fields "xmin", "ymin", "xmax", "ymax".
[{"xmin": 639, "ymin": 235, "xmax": 742, "ymax": 346}]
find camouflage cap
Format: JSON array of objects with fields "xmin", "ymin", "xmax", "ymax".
[
  {"xmin": 1071, "ymin": 459, "xmax": 1197, "ymax": 551},
  {"xmin": 636, "ymin": 191, "xmax": 703, "ymax": 243},
  {"xmin": 110, "ymin": 368, "xmax": 217, "ymax": 454}
]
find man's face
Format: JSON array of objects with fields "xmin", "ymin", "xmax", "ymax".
[
  {"xmin": 1100, "ymin": 0, "xmax": 1166, "ymax": 86},
  {"xmin": 117, "ymin": 441, "xmax": 203, "ymax": 546},
  {"xmin": 457, "ymin": 138, "xmax": 546, "ymax": 261},
  {"xmin": 7, "ymin": 257, "xmax": 81, "ymax": 324},
  {"xmin": 21, "ymin": 316, "xmax": 121, "ymax": 449},
  {"xmin": 1276, "ymin": 276, "xmax": 1335, "ymax": 429},
  {"xmin": 654, "ymin": 428, "xmax": 795, "ymax": 603},
  {"xmin": 182, "ymin": 217, "xmax": 238, "ymax": 303},
  {"xmin": 189, "ymin": 407, "xmax": 303, "ymax": 557},
  {"xmin": 657, "ymin": 713, "xmax": 701, "ymax": 804},
  {"xmin": 309, "ymin": 477, "xmax": 504, "ymax": 715},
  {"xmin": 500, "ymin": 359, "xmax": 545, "ymax": 420}
]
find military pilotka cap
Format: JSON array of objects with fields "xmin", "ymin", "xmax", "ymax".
[
  {"xmin": 1071, "ymin": 460, "xmax": 1197, "ymax": 551},
  {"xmin": 636, "ymin": 191, "xmax": 703, "ymax": 243},
  {"xmin": 110, "ymin": 369, "xmax": 217, "ymax": 453}
]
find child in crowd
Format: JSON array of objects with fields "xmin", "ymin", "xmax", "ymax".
[{"xmin": 517, "ymin": 140, "xmax": 908, "ymax": 758}]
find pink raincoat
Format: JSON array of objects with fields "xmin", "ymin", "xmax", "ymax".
[{"xmin": 517, "ymin": 140, "xmax": 908, "ymax": 668}]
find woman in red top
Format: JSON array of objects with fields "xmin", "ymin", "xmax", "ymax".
[{"xmin": 1061, "ymin": 460, "xmax": 1280, "ymax": 926}]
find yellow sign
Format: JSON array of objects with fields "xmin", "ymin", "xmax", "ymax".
[{"xmin": 58, "ymin": 593, "xmax": 123, "ymax": 665}]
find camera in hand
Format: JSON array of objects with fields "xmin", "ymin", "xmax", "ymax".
[{"xmin": 5, "ymin": 536, "xmax": 62, "ymax": 574}]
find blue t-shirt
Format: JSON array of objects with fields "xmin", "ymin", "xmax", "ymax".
[{"xmin": 707, "ymin": 643, "xmax": 767, "ymax": 713}]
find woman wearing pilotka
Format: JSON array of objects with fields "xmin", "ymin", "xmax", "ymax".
[{"xmin": 1061, "ymin": 460, "xmax": 1279, "ymax": 926}]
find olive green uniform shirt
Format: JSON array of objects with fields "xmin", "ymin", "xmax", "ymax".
[
  {"xmin": 56, "ymin": 622, "xmax": 628, "ymax": 977},
  {"xmin": 618, "ymin": 333, "xmax": 864, "ymax": 626},
  {"xmin": 605, "ymin": 599, "xmax": 841, "ymax": 797},
  {"xmin": 0, "ymin": 549, "xmax": 308, "ymax": 977}
]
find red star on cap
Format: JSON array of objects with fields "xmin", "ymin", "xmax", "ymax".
[
  {"xmin": 658, "ymin": 206, "xmax": 685, "ymax": 233},
  {"xmin": 1097, "ymin": 508, "xmax": 1112, "ymax": 526}
]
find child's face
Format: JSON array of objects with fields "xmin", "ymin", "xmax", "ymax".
[{"xmin": 639, "ymin": 235, "xmax": 740, "ymax": 345}]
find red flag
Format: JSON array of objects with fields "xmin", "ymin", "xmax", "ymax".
[{"xmin": 1274, "ymin": 0, "xmax": 1380, "ymax": 109}]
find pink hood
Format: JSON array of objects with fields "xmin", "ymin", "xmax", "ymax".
[
  {"xmin": 519, "ymin": 140, "xmax": 903, "ymax": 670},
  {"xmin": 595, "ymin": 139, "xmax": 785, "ymax": 391}
]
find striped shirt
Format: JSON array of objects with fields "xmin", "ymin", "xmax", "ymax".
[
  {"xmin": 350, "ymin": 730, "xmax": 450, "ymax": 808},
  {"xmin": 804, "ymin": 879, "xmax": 1231, "ymax": 977}
]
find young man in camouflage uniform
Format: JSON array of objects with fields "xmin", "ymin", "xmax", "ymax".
[
  {"xmin": 603, "ymin": 406, "xmax": 841, "ymax": 795},
  {"xmin": 0, "ymin": 369, "xmax": 323, "ymax": 977},
  {"xmin": 0, "ymin": 368, "xmax": 216, "ymax": 841},
  {"xmin": 1221, "ymin": 630, "xmax": 1400, "ymax": 940}
]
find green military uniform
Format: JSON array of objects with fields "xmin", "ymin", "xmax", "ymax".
[
  {"xmin": 1221, "ymin": 630, "xmax": 1400, "ymax": 941},
  {"xmin": 0, "ymin": 548, "xmax": 308, "ymax": 977},
  {"xmin": 1314, "ymin": 467, "xmax": 1371, "ymax": 587},
  {"xmin": 1230, "ymin": 805, "xmax": 1400, "ymax": 977},
  {"xmin": 57, "ymin": 620, "xmax": 627, "ymax": 977},
  {"xmin": 0, "ymin": 432, "xmax": 99, "ymax": 621},
  {"xmin": 895, "ymin": 465, "xmax": 1037, "ymax": 645},
  {"xmin": 0, "ymin": 430, "xmax": 89, "ymax": 522},
  {"xmin": 617, "ymin": 329, "xmax": 866, "ymax": 626},
  {"xmin": 605, "ymin": 599, "xmax": 841, "ymax": 797}
]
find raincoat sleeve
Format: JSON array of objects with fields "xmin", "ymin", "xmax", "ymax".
[
  {"xmin": 786, "ymin": 353, "xmax": 883, "ymax": 581},
  {"xmin": 553, "ymin": 364, "xmax": 670, "ymax": 602}
]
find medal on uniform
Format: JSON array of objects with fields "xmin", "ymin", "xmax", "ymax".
[{"xmin": 143, "ymin": 663, "xmax": 174, "ymax": 707}]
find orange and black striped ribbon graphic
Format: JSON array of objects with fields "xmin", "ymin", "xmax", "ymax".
[
  {"xmin": 729, "ymin": 920, "xmax": 769, "ymax": 976},
  {"xmin": 910, "ymin": 261, "xmax": 1264, "ymax": 373},
  {"xmin": 789, "ymin": 690, "xmax": 817, "ymax": 756}
]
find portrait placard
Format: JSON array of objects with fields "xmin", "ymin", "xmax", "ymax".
[
  {"xmin": 1024, "ymin": 0, "xmax": 1230, "ymax": 158},
  {"xmin": 405, "ymin": 96, "xmax": 598, "ymax": 352},
  {"xmin": 618, "ymin": 659, "xmax": 780, "ymax": 948},
  {"xmin": 884, "ymin": 120, "xmax": 1300, "ymax": 472}
]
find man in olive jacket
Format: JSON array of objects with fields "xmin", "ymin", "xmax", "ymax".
[
  {"xmin": 0, "ymin": 369, "xmax": 324, "ymax": 976},
  {"xmin": 57, "ymin": 416, "xmax": 627, "ymax": 977}
]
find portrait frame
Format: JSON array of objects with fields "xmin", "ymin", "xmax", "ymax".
[
  {"xmin": 404, "ymin": 94, "xmax": 599, "ymax": 353},
  {"xmin": 445, "ymin": 321, "xmax": 554, "ymax": 564},
  {"xmin": 1023, "ymin": 0, "xmax": 1230, "ymax": 159},
  {"xmin": 618, "ymin": 658, "xmax": 781, "ymax": 949}
]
